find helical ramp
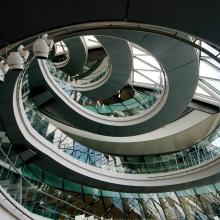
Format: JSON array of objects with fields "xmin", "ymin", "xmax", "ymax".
[{"xmin": 0, "ymin": 9, "xmax": 219, "ymax": 195}]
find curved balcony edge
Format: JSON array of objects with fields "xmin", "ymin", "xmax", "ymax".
[
  {"xmin": 11, "ymin": 72, "xmax": 220, "ymax": 193},
  {"xmin": 0, "ymin": 186, "xmax": 47, "ymax": 220},
  {"xmin": 46, "ymin": 110, "xmax": 220, "ymax": 155}
]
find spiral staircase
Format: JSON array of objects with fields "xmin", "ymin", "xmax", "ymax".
[{"xmin": 0, "ymin": 1, "xmax": 220, "ymax": 219}]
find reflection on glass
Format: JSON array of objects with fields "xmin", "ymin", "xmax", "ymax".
[{"xmin": 20, "ymin": 71, "xmax": 220, "ymax": 176}]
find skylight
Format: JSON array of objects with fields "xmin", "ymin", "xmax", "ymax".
[
  {"xmin": 83, "ymin": 35, "xmax": 220, "ymax": 107},
  {"xmin": 83, "ymin": 36, "xmax": 101, "ymax": 49},
  {"xmin": 54, "ymin": 41, "xmax": 68, "ymax": 55},
  {"xmin": 130, "ymin": 44, "xmax": 164, "ymax": 89},
  {"xmin": 130, "ymin": 41, "xmax": 220, "ymax": 107},
  {"xmin": 197, "ymin": 41, "xmax": 220, "ymax": 106}
]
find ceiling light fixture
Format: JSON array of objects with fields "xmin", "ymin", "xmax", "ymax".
[{"xmin": 33, "ymin": 34, "xmax": 54, "ymax": 59}]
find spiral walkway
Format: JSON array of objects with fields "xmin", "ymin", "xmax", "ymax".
[
  {"xmin": 0, "ymin": 1, "xmax": 220, "ymax": 218},
  {"xmin": 60, "ymin": 37, "xmax": 87, "ymax": 77},
  {"xmin": 28, "ymin": 30, "xmax": 199, "ymax": 140}
]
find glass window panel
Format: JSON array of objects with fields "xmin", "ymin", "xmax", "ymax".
[
  {"xmin": 195, "ymin": 86, "xmax": 211, "ymax": 96},
  {"xmin": 202, "ymin": 57, "xmax": 220, "ymax": 69},
  {"xmin": 83, "ymin": 35, "xmax": 101, "ymax": 48},
  {"xmin": 178, "ymin": 195, "xmax": 208, "ymax": 219},
  {"xmin": 201, "ymin": 42, "xmax": 219, "ymax": 56},
  {"xmin": 203, "ymin": 78, "xmax": 220, "ymax": 92},
  {"xmin": 214, "ymin": 183, "xmax": 220, "ymax": 191},
  {"xmin": 212, "ymin": 138, "xmax": 220, "ymax": 148},
  {"xmin": 133, "ymin": 57, "xmax": 157, "ymax": 71},
  {"xmin": 44, "ymin": 171, "xmax": 62, "ymax": 188},
  {"xmin": 136, "ymin": 55, "xmax": 161, "ymax": 69},
  {"xmin": 132, "ymin": 47, "xmax": 146, "ymax": 55},
  {"xmin": 85, "ymin": 105, "xmax": 98, "ymax": 113},
  {"xmin": 96, "ymin": 105, "xmax": 112, "ymax": 114},
  {"xmin": 82, "ymin": 186, "xmax": 101, "ymax": 196},
  {"xmin": 176, "ymin": 189, "xmax": 196, "ymax": 197},
  {"xmin": 109, "ymin": 103, "xmax": 126, "ymax": 111},
  {"xmin": 63, "ymin": 180, "xmax": 82, "ymax": 193},
  {"xmin": 23, "ymin": 165, "xmax": 43, "ymax": 181},
  {"xmin": 200, "ymin": 61, "xmax": 220, "ymax": 80},
  {"xmin": 139, "ymin": 193, "xmax": 153, "ymax": 199},
  {"xmin": 120, "ymin": 193, "xmax": 139, "ymax": 199},
  {"xmin": 133, "ymin": 72, "xmax": 155, "ymax": 84},
  {"xmin": 102, "ymin": 190, "xmax": 120, "ymax": 198},
  {"xmin": 195, "ymin": 185, "xmax": 216, "ymax": 195},
  {"xmin": 136, "ymin": 69, "xmax": 161, "ymax": 83}
]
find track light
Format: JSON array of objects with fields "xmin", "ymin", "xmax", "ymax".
[
  {"xmin": 0, "ymin": 60, "xmax": 9, "ymax": 83},
  {"xmin": 33, "ymin": 34, "xmax": 54, "ymax": 59},
  {"xmin": 0, "ymin": 70, "xmax": 5, "ymax": 83},
  {"xmin": 6, "ymin": 45, "xmax": 29, "ymax": 71},
  {"xmin": 7, "ymin": 52, "xmax": 24, "ymax": 71},
  {"xmin": 33, "ymin": 39, "xmax": 49, "ymax": 59},
  {"xmin": 0, "ymin": 60, "xmax": 9, "ymax": 74}
]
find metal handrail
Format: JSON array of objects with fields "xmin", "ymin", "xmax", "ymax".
[
  {"xmin": 0, "ymin": 186, "xmax": 34, "ymax": 220},
  {"xmin": 0, "ymin": 144, "xmax": 101, "ymax": 219},
  {"xmin": 23, "ymin": 90, "xmax": 220, "ymax": 175}
]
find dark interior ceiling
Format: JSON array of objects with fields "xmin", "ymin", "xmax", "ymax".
[{"xmin": 1, "ymin": 0, "xmax": 220, "ymax": 50}]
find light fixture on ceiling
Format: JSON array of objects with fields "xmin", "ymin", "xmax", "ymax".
[
  {"xmin": 33, "ymin": 34, "xmax": 54, "ymax": 59},
  {"xmin": 7, "ymin": 45, "xmax": 30, "ymax": 71},
  {"xmin": 7, "ymin": 53, "xmax": 23, "ymax": 71},
  {"xmin": 0, "ymin": 60, "xmax": 9, "ymax": 83}
]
